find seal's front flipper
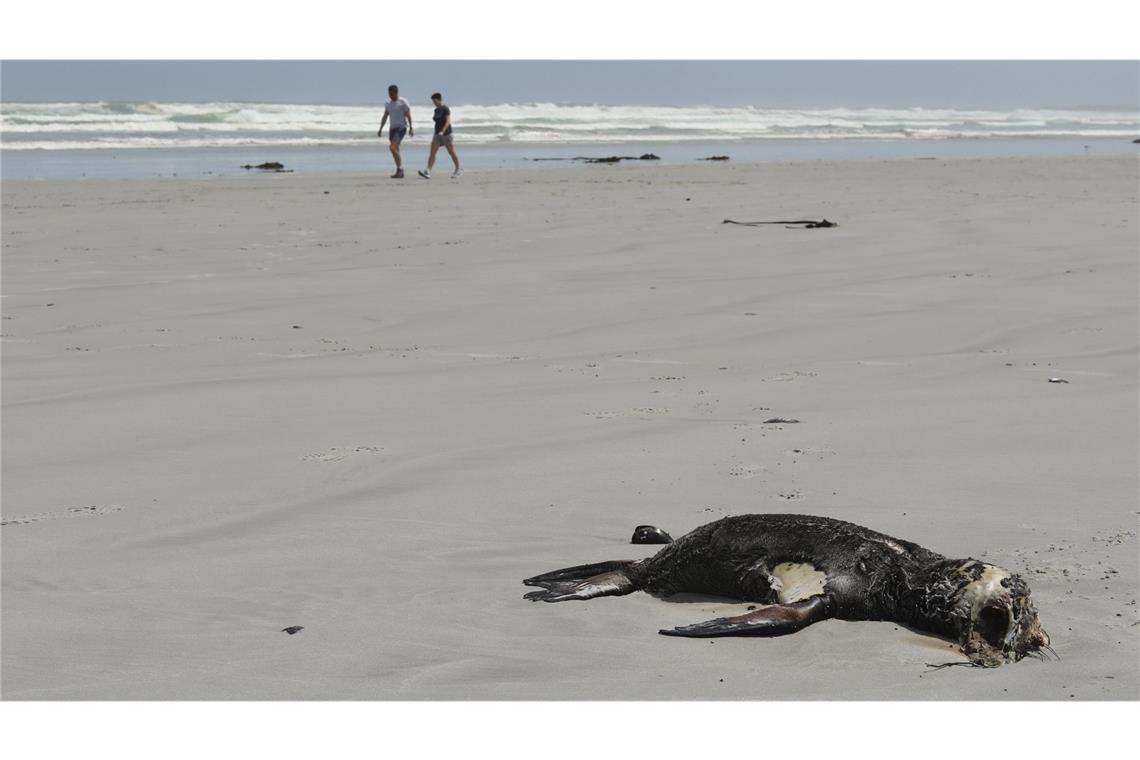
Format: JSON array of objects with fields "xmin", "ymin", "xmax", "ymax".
[
  {"xmin": 523, "ymin": 568, "xmax": 640, "ymax": 602},
  {"xmin": 659, "ymin": 595, "xmax": 833, "ymax": 637}
]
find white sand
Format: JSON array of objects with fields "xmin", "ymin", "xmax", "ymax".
[{"xmin": 2, "ymin": 156, "xmax": 1136, "ymax": 700}]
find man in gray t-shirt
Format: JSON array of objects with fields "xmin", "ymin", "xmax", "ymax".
[{"xmin": 377, "ymin": 84, "xmax": 414, "ymax": 178}]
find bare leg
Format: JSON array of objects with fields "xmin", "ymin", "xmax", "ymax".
[
  {"xmin": 427, "ymin": 142, "xmax": 440, "ymax": 172},
  {"xmin": 445, "ymin": 143, "xmax": 460, "ymax": 171},
  {"xmin": 389, "ymin": 141, "xmax": 402, "ymax": 170}
]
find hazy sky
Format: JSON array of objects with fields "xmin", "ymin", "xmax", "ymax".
[{"xmin": 2, "ymin": 60, "xmax": 1138, "ymax": 109}]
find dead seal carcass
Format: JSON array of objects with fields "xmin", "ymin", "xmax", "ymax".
[{"xmin": 523, "ymin": 513, "xmax": 1052, "ymax": 667}]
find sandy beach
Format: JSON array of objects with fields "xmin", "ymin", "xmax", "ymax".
[{"xmin": 2, "ymin": 156, "xmax": 1136, "ymax": 700}]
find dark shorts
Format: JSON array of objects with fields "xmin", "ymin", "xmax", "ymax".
[
  {"xmin": 432, "ymin": 132, "xmax": 454, "ymax": 147},
  {"xmin": 389, "ymin": 127, "xmax": 407, "ymax": 145}
]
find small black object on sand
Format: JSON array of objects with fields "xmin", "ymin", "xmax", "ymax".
[
  {"xmin": 763, "ymin": 417, "xmax": 801, "ymax": 424},
  {"xmin": 525, "ymin": 154, "xmax": 660, "ymax": 164},
  {"xmin": 699, "ymin": 156, "xmax": 730, "ymax": 161},
  {"xmin": 281, "ymin": 626, "xmax": 304, "ymax": 635},
  {"xmin": 582, "ymin": 154, "xmax": 661, "ymax": 164},
  {"xmin": 241, "ymin": 162, "xmax": 293, "ymax": 172},
  {"xmin": 723, "ymin": 218, "xmax": 837, "ymax": 229},
  {"xmin": 632, "ymin": 525, "xmax": 673, "ymax": 544}
]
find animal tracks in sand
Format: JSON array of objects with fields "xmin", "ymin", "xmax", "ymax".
[
  {"xmin": 300, "ymin": 446, "xmax": 384, "ymax": 463},
  {"xmin": 1, "ymin": 504, "xmax": 123, "ymax": 527}
]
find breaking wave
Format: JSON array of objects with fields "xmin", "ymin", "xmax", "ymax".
[{"xmin": 2, "ymin": 101, "xmax": 1137, "ymax": 151}]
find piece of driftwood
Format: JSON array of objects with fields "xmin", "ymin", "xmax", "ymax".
[
  {"xmin": 579, "ymin": 153, "xmax": 660, "ymax": 163},
  {"xmin": 723, "ymin": 218, "xmax": 838, "ymax": 229},
  {"xmin": 699, "ymin": 156, "xmax": 730, "ymax": 161}
]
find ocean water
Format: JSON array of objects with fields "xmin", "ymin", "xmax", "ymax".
[{"xmin": 2, "ymin": 101, "xmax": 1137, "ymax": 179}]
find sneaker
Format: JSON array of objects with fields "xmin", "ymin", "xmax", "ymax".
[
  {"xmin": 451, "ymin": 169, "xmax": 463, "ymax": 179},
  {"xmin": 391, "ymin": 168, "xmax": 404, "ymax": 179},
  {"xmin": 417, "ymin": 169, "xmax": 431, "ymax": 179}
]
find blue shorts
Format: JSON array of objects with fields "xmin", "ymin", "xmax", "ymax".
[{"xmin": 389, "ymin": 127, "xmax": 407, "ymax": 145}]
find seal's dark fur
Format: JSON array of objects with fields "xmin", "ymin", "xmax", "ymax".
[{"xmin": 524, "ymin": 514, "xmax": 1051, "ymax": 666}]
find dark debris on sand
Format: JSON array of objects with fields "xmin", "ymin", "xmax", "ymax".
[{"xmin": 241, "ymin": 162, "xmax": 293, "ymax": 172}]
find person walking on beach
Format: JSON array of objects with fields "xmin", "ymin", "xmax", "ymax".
[
  {"xmin": 417, "ymin": 93, "xmax": 461, "ymax": 179},
  {"xmin": 378, "ymin": 84, "xmax": 413, "ymax": 178}
]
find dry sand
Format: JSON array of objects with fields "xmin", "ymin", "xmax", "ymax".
[{"xmin": 2, "ymin": 156, "xmax": 1137, "ymax": 700}]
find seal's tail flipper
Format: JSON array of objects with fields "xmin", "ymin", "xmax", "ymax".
[
  {"xmin": 523, "ymin": 560, "xmax": 638, "ymax": 588},
  {"xmin": 659, "ymin": 595, "xmax": 833, "ymax": 638},
  {"xmin": 523, "ymin": 560, "xmax": 642, "ymax": 602}
]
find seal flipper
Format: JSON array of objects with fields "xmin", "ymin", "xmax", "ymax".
[
  {"xmin": 524, "ymin": 560, "xmax": 639, "ymax": 589},
  {"xmin": 523, "ymin": 560, "xmax": 643, "ymax": 603},
  {"xmin": 660, "ymin": 595, "xmax": 834, "ymax": 637},
  {"xmin": 524, "ymin": 570, "xmax": 640, "ymax": 602}
]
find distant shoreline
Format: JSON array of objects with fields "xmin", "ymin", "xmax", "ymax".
[{"xmin": 3, "ymin": 136, "xmax": 1136, "ymax": 181}]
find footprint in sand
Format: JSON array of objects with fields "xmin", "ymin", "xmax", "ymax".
[
  {"xmin": 301, "ymin": 446, "xmax": 384, "ymax": 463},
  {"xmin": 585, "ymin": 408, "xmax": 671, "ymax": 420},
  {"xmin": 727, "ymin": 464, "xmax": 768, "ymax": 480},
  {"xmin": 761, "ymin": 371, "xmax": 818, "ymax": 382},
  {"xmin": 1, "ymin": 504, "xmax": 123, "ymax": 527},
  {"xmin": 788, "ymin": 447, "xmax": 836, "ymax": 458}
]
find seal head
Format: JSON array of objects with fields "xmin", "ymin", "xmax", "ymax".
[{"xmin": 951, "ymin": 562, "xmax": 1051, "ymax": 667}]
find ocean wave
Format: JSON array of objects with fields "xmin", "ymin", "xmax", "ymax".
[
  {"xmin": 2, "ymin": 101, "xmax": 1136, "ymax": 151},
  {"xmin": 103, "ymin": 101, "xmax": 159, "ymax": 114}
]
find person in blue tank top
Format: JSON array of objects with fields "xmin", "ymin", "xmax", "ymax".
[{"xmin": 418, "ymin": 93, "xmax": 462, "ymax": 179}]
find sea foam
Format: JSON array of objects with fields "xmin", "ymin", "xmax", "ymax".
[{"xmin": 2, "ymin": 101, "xmax": 1137, "ymax": 151}]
